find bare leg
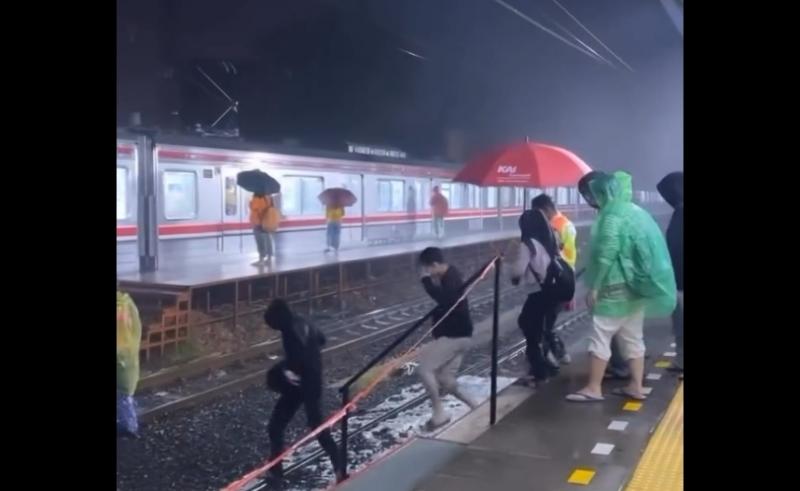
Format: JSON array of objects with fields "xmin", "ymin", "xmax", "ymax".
[
  {"xmin": 580, "ymin": 354, "xmax": 608, "ymax": 397},
  {"xmin": 625, "ymin": 356, "xmax": 645, "ymax": 396}
]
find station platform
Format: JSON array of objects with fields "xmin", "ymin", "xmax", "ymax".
[
  {"xmin": 118, "ymin": 229, "xmax": 523, "ymax": 289},
  {"xmin": 336, "ymin": 318, "xmax": 683, "ymax": 491}
]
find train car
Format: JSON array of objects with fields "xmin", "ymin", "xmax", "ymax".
[{"xmin": 117, "ymin": 132, "xmax": 663, "ymax": 269}]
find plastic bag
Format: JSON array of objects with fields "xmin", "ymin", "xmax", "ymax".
[
  {"xmin": 117, "ymin": 291, "xmax": 142, "ymax": 396},
  {"xmin": 117, "ymin": 392, "xmax": 139, "ymax": 436}
]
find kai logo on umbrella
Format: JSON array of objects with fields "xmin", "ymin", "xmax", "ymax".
[{"xmin": 497, "ymin": 165, "xmax": 518, "ymax": 174}]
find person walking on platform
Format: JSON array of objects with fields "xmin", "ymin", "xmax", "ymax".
[
  {"xmin": 511, "ymin": 208, "xmax": 564, "ymax": 387},
  {"xmin": 263, "ymin": 299, "xmax": 344, "ymax": 482},
  {"xmin": 430, "ymin": 186, "xmax": 449, "ymax": 239},
  {"xmin": 657, "ymin": 171, "xmax": 683, "ymax": 376},
  {"xmin": 250, "ymin": 193, "xmax": 280, "ymax": 265},
  {"xmin": 567, "ymin": 171, "xmax": 676, "ymax": 402},
  {"xmin": 325, "ymin": 204, "xmax": 344, "ymax": 252},
  {"xmin": 531, "ymin": 193, "xmax": 576, "ymax": 367},
  {"xmin": 417, "ymin": 247, "xmax": 479, "ymax": 430},
  {"xmin": 117, "ymin": 290, "xmax": 142, "ymax": 438},
  {"xmin": 577, "ymin": 172, "xmax": 630, "ymax": 380}
]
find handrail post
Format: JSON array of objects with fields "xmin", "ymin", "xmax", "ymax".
[
  {"xmin": 490, "ymin": 257, "xmax": 501, "ymax": 425},
  {"xmin": 340, "ymin": 387, "xmax": 350, "ymax": 480}
]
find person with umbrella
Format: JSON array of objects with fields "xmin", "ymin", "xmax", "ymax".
[
  {"xmin": 237, "ymin": 170, "xmax": 281, "ymax": 264},
  {"xmin": 249, "ymin": 192, "xmax": 280, "ymax": 264},
  {"xmin": 319, "ymin": 187, "xmax": 356, "ymax": 253},
  {"xmin": 530, "ymin": 193, "xmax": 576, "ymax": 368}
]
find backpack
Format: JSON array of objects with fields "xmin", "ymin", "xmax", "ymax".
[{"xmin": 523, "ymin": 210, "xmax": 576, "ymax": 303}]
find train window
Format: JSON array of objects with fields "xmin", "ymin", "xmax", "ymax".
[
  {"xmin": 377, "ymin": 179, "xmax": 405, "ymax": 212},
  {"xmin": 514, "ymin": 188, "xmax": 524, "ymax": 207},
  {"xmin": 439, "ymin": 183, "xmax": 452, "ymax": 204},
  {"xmin": 224, "ymin": 177, "xmax": 237, "ymax": 216},
  {"xmin": 556, "ymin": 187, "xmax": 569, "ymax": 206},
  {"xmin": 449, "ymin": 183, "xmax": 464, "ymax": 209},
  {"xmin": 487, "ymin": 187, "xmax": 498, "ymax": 208},
  {"xmin": 282, "ymin": 176, "xmax": 324, "ymax": 216},
  {"xmin": 116, "ymin": 167, "xmax": 128, "ymax": 220},
  {"xmin": 415, "ymin": 181, "xmax": 430, "ymax": 211},
  {"xmin": 163, "ymin": 170, "xmax": 198, "ymax": 220},
  {"xmin": 466, "ymin": 184, "xmax": 480, "ymax": 209},
  {"xmin": 500, "ymin": 187, "xmax": 512, "ymax": 208}
]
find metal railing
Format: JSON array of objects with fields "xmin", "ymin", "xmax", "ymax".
[{"xmin": 336, "ymin": 255, "xmax": 503, "ymax": 478}]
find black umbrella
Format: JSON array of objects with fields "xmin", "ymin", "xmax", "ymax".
[{"xmin": 236, "ymin": 170, "xmax": 280, "ymax": 195}]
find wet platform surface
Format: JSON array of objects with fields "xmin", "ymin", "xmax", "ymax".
[
  {"xmin": 337, "ymin": 318, "xmax": 682, "ymax": 491},
  {"xmin": 118, "ymin": 229, "xmax": 519, "ymax": 288}
]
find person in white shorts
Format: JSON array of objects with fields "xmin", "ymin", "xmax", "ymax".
[
  {"xmin": 417, "ymin": 247, "xmax": 479, "ymax": 430},
  {"xmin": 567, "ymin": 171, "xmax": 676, "ymax": 402}
]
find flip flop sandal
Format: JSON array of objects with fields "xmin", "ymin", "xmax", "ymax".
[
  {"xmin": 566, "ymin": 392, "xmax": 605, "ymax": 402},
  {"xmin": 611, "ymin": 387, "xmax": 647, "ymax": 400}
]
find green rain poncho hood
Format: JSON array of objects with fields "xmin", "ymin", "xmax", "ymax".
[
  {"xmin": 117, "ymin": 291, "xmax": 142, "ymax": 395},
  {"xmin": 584, "ymin": 171, "xmax": 676, "ymax": 317}
]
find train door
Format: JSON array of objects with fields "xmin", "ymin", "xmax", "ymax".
[{"xmin": 220, "ymin": 166, "xmax": 248, "ymax": 254}]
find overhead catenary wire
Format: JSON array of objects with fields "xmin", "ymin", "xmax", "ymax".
[
  {"xmin": 536, "ymin": 7, "xmax": 617, "ymax": 68},
  {"xmin": 550, "ymin": 0, "xmax": 635, "ymax": 72},
  {"xmin": 491, "ymin": 0, "xmax": 608, "ymax": 66}
]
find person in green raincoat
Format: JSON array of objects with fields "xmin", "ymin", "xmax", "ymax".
[
  {"xmin": 567, "ymin": 171, "xmax": 676, "ymax": 403},
  {"xmin": 117, "ymin": 290, "xmax": 142, "ymax": 436}
]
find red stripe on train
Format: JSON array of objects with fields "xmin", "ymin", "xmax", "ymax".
[{"xmin": 116, "ymin": 210, "xmax": 521, "ymax": 237}]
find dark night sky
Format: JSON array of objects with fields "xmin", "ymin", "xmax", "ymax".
[{"xmin": 117, "ymin": 0, "xmax": 683, "ymax": 187}]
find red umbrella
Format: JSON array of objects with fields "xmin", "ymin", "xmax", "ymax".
[
  {"xmin": 318, "ymin": 187, "xmax": 357, "ymax": 207},
  {"xmin": 454, "ymin": 141, "xmax": 592, "ymax": 187}
]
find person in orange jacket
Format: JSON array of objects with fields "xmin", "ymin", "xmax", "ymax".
[
  {"xmin": 430, "ymin": 186, "xmax": 449, "ymax": 239},
  {"xmin": 250, "ymin": 193, "xmax": 280, "ymax": 264}
]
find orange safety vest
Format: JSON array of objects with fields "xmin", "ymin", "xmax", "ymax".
[{"xmin": 551, "ymin": 212, "xmax": 577, "ymax": 268}]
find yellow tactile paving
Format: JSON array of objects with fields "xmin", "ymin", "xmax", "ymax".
[{"xmin": 626, "ymin": 383, "xmax": 683, "ymax": 491}]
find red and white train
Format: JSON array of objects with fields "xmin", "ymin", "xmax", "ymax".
[{"xmin": 116, "ymin": 132, "xmax": 663, "ymax": 267}]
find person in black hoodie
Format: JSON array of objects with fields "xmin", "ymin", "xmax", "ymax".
[
  {"xmin": 263, "ymin": 299, "xmax": 344, "ymax": 482},
  {"xmin": 657, "ymin": 171, "xmax": 683, "ymax": 373},
  {"xmin": 417, "ymin": 247, "xmax": 479, "ymax": 430}
]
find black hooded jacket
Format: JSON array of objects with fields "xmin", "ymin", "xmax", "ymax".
[
  {"xmin": 264, "ymin": 304, "xmax": 326, "ymax": 396},
  {"xmin": 657, "ymin": 172, "xmax": 683, "ymax": 290}
]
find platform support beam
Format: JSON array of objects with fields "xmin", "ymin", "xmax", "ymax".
[{"xmin": 136, "ymin": 132, "xmax": 158, "ymax": 272}]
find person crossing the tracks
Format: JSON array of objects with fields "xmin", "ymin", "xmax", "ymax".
[
  {"xmin": 511, "ymin": 207, "xmax": 563, "ymax": 387},
  {"xmin": 417, "ymin": 247, "xmax": 479, "ymax": 431},
  {"xmin": 430, "ymin": 186, "xmax": 449, "ymax": 239},
  {"xmin": 657, "ymin": 171, "xmax": 684, "ymax": 376},
  {"xmin": 531, "ymin": 193, "xmax": 576, "ymax": 368},
  {"xmin": 567, "ymin": 171, "xmax": 676, "ymax": 403},
  {"xmin": 250, "ymin": 193, "xmax": 280, "ymax": 264},
  {"xmin": 324, "ymin": 204, "xmax": 344, "ymax": 252},
  {"xmin": 262, "ymin": 299, "xmax": 345, "ymax": 482}
]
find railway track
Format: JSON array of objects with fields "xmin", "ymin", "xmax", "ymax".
[
  {"xmin": 243, "ymin": 310, "xmax": 591, "ymax": 491},
  {"xmin": 139, "ymin": 283, "xmax": 529, "ymax": 422}
]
